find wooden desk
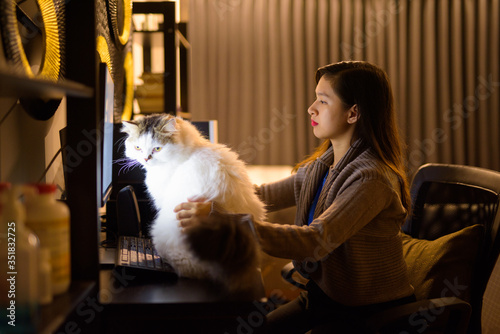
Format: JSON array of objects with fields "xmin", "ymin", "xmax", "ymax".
[{"xmin": 99, "ymin": 268, "xmax": 268, "ymax": 333}]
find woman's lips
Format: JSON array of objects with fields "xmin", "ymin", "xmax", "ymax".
[{"xmin": 311, "ymin": 119, "xmax": 318, "ymax": 126}]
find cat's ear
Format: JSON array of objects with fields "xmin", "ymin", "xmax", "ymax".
[
  {"xmin": 161, "ymin": 118, "xmax": 178, "ymax": 133},
  {"xmin": 121, "ymin": 120, "xmax": 138, "ymax": 134}
]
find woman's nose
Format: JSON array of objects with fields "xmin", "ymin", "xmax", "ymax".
[{"xmin": 308, "ymin": 103, "xmax": 316, "ymax": 116}]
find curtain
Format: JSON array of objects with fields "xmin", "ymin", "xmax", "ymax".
[{"xmin": 189, "ymin": 0, "xmax": 499, "ymax": 175}]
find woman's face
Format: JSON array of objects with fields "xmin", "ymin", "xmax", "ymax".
[{"xmin": 308, "ymin": 76, "xmax": 355, "ymax": 143}]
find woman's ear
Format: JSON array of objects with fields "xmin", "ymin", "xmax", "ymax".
[{"xmin": 347, "ymin": 104, "xmax": 360, "ymax": 124}]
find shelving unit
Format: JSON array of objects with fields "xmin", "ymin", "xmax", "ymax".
[
  {"xmin": 33, "ymin": 1, "xmax": 102, "ymax": 332},
  {"xmin": 0, "ymin": 70, "xmax": 93, "ymax": 99},
  {"xmin": 132, "ymin": 1, "xmax": 177, "ymax": 116},
  {"xmin": 0, "ymin": 69, "xmax": 97, "ymax": 334},
  {"xmin": 0, "ymin": 1, "xmax": 98, "ymax": 332},
  {"xmin": 1, "ymin": 2, "xmax": 180, "ymax": 332}
]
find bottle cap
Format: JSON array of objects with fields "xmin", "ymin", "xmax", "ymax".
[
  {"xmin": 34, "ymin": 184, "xmax": 57, "ymax": 194},
  {"xmin": 0, "ymin": 182, "xmax": 11, "ymax": 192}
]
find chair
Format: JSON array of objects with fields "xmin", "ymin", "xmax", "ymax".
[
  {"xmin": 281, "ymin": 163, "xmax": 500, "ymax": 333},
  {"xmin": 391, "ymin": 163, "xmax": 500, "ymax": 334}
]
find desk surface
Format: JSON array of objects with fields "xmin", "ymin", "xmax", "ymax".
[
  {"xmin": 100, "ymin": 268, "xmax": 265, "ymax": 304},
  {"xmin": 99, "ymin": 268, "xmax": 268, "ymax": 333}
]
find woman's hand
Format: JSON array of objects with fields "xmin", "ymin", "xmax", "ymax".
[{"xmin": 174, "ymin": 197, "xmax": 212, "ymax": 232}]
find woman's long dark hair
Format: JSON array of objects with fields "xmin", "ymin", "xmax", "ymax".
[{"xmin": 295, "ymin": 61, "xmax": 410, "ymax": 217}]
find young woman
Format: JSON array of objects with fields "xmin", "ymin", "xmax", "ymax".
[{"xmin": 176, "ymin": 61, "xmax": 415, "ymax": 333}]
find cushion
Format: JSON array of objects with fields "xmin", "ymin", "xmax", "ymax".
[
  {"xmin": 482, "ymin": 253, "xmax": 500, "ymax": 333},
  {"xmin": 401, "ymin": 224, "xmax": 484, "ymax": 301}
]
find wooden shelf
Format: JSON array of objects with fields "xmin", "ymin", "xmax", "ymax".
[
  {"xmin": 0, "ymin": 70, "xmax": 93, "ymax": 99},
  {"xmin": 38, "ymin": 281, "xmax": 97, "ymax": 334},
  {"xmin": 133, "ymin": 29, "xmax": 163, "ymax": 33}
]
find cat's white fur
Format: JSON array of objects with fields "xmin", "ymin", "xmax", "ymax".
[{"xmin": 121, "ymin": 115, "xmax": 265, "ymax": 290}]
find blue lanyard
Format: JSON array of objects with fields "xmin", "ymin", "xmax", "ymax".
[{"xmin": 307, "ymin": 171, "xmax": 329, "ymax": 225}]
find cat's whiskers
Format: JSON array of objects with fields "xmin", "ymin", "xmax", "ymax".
[
  {"xmin": 115, "ymin": 157, "xmax": 142, "ymax": 175},
  {"xmin": 115, "ymin": 135, "xmax": 127, "ymax": 150}
]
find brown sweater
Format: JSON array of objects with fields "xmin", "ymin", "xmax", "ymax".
[{"xmin": 252, "ymin": 140, "xmax": 414, "ymax": 306}]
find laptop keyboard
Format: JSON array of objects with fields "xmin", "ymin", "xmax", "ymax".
[{"xmin": 116, "ymin": 236, "xmax": 175, "ymax": 272}]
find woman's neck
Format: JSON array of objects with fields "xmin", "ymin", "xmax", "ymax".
[{"xmin": 330, "ymin": 137, "xmax": 355, "ymax": 167}]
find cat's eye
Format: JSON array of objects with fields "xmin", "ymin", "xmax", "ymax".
[
  {"xmin": 153, "ymin": 147, "xmax": 162, "ymax": 152},
  {"xmin": 134, "ymin": 145, "xmax": 141, "ymax": 151}
]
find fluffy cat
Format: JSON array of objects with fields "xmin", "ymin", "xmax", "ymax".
[{"xmin": 120, "ymin": 114, "xmax": 266, "ymax": 292}]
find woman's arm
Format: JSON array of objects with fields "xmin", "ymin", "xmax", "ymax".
[
  {"xmin": 252, "ymin": 178, "xmax": 402, "ymax": 261},
  {"xmin": 255, "ymin": 174, "xmax": 297, "ymax": 212},
  {"xmin": 176, "ymin": 176, "xmax": 402, "ymax": 263}
]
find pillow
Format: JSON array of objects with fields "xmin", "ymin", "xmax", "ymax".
[
  {"xmin": 482, "ymin": 254, "xmax": 500, "ymax": 333},
  {"xmin": 401, "ymin": 224, "xmax": 484, "ymax": 301}
]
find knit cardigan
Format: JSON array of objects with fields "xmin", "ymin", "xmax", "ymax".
[{"xmin": 252, "ymin": 141, "xmax": 414, "ymax": 306}]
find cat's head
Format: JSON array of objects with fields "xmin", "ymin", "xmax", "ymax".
[{"xmin": 121, "ymin": 114, "xmax": 180, "ymax": 167}]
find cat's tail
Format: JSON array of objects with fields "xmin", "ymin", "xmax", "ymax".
[{"xmin": 184, "ymin": 214, "xmax": 265, "ymax": 298}]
